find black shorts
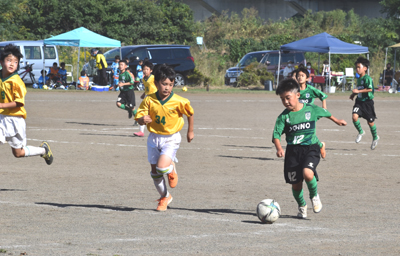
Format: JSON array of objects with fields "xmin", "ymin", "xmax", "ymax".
[
  {"xmin": 352, "ymin": 99, "xmax": 376, "ymax": 123},
  {"xmin": 284, "ymin": 144, "xmax": 320, "ymax": 184},
  {"xmin": 117, "ymin": 89, "xmax": 136, "ymax": 108}
]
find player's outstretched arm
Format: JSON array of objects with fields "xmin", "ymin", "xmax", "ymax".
[
  {"xmin": 328, "ymin": 115, "xmax": 347, "ymax": 126},
  {"xmin": 0, "ymin": 102, "xmax": 20, "ymax": 109},
  {"xmin": 273, "ymin": 138, "xmax": 285, "ymax": 158},
  {"xmin": 322, "ymin": 99, "xmax": 327, "ymax": 109},
  {"xmin": 187, "ymin": 115, "xmax": 194, "ymax": 143}
]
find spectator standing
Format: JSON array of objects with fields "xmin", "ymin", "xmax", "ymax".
[{"xmin": 91, "ymin": 48, "xmax": 108, "ymax": 86}]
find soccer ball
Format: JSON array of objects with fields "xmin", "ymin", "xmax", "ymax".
[
  {"xmin": 182, "ymin": 86, "xmax": 187, "ymax": 91},
  {"xmin": 32, "ymin": 83, "xmax": 38, "ymax": 89},
  {"xmin": 43, "ymin": 85, "xmax": 48, "ymax": 90},
  {"xmin": 256, "ymin": 199, "xmax": 281, "ymax": 224}
]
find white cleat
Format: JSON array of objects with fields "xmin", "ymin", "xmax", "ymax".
[
  {"xmin": 297, "ymin": 205, "xmax": 307, "ymax": 219},
  {"xmin": 355, "ymin": 131, "xmax": 365, "ymax": 143},
  {"xmin": 311, "ymin": 194, "xmax": 323, "ymax": 213},
  {"xmin": 371, "ymin": 135, "xmax": 380, "ymax": 150}
]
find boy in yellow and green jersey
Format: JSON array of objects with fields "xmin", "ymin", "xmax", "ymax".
[
  {"xmin": 350, "ymin": 57, "xmax": 379, "ymax": 150},
  {"xmin": 135, "ymin": 64, "xmax": 194, "ymax": 211}
]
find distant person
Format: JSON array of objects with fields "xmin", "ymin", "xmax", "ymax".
[
  {"xmin": 58, "ymin": 62, "xmax": 67, "ymax": 87},
  {"xmin": 134, "ymin": 60, "xmax": 156, "ymax": 137},
  {"xmin": 350, "ymin": 57, "xmax": 379, "ymax": 150},
  {"xmin": 48, "ymin": 62, "xmax": 59, "ymax": 83},
  {"xmin": 283, "ymin": 60, "xmax": 295, "ymax": 78},
  {"xmin": 0, "ymin": 44, "xmax": 53, "ymax": 165},
  {"xmin": 116, "ymin": 60, "xmax": 136, "ymax": 119},
  {"xmin": 38, "ymin": 69, "xmax": 49, "ymax": 89},
  {"xmin": 90, "ymin": 48, "xmax": 108, "ymax": 86},
  {"xmin": 272, "ymin": 78, "xmax": 346, "ymax": 219},
  {"xmin": 322, "ymin": 60, "xmax": 330, "ymax": 76},
  {"xmin": 306, "ymin": 62, "xmax": 315, "ymax": 83},
  {"xmin": 110, "ymin": 55, "xmax": 120, "ymax": 91},
  {"xmin": 135, "ymin": 64, "xmax": 194, "ymax": 212},
  {"xmin": 137, "ymin": 59, "xmax": 144, "ymax": 81},
  {"xmin": 383, "ymin": 63, "xmax": 393, "ymax": 86},
  {"xmin": 78, "ymin": 70, "xmax": 90, "ymax": 90}
]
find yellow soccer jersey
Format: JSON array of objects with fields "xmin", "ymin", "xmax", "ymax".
[
  {"xmin": 136, "ymin": 91, "xmax": 194, "ymax": 135},
  {"xmin": 143, "ymin": 75, "xmax": 157, "ymax": 95},
  {"xmin": 0, "ymin": 72, "xmax": 27, "ymax": 119}
]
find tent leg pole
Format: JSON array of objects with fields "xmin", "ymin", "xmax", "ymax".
[
  {"xmin": 77, "ymin": 47, "xmax": 80, "ymax": 90},
  {"xmin": 383, "ymin": 48, "xmax": 387, "ymax": 87},
  {"xmin": 318, "ymin": 54, "xmax": 320, "ymax": 75},
  {"xmin": 276, "ymin": 51, "xmax": 281, "ymax": 89},
  {"xmin": 328, "ymin": 52, "xmax": 331, "ymax": 93},
  {"xmin": 43, "ymin": 43, "xmax": 46, "ymax": 86},
  {"xmin": 367, "ymin": 53, "xmax": 370, "ymax": 76}
]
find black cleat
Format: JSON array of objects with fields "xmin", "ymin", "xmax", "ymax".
[{"xmin": 40, "ymin": 141, "xmax": 53, "ymax": 165}]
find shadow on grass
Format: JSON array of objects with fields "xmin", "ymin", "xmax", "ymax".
[
  {"xmin": 172, "ymin": 207, "xmax": 256, "ymax": 216},
  {"xmin": 35, "ymin": 202, "xmax": 138, "ymax": 212},
  {"xmin": 66, "ymin": 122, "xmax": 117, "ymax": 127},
  {"xmin": 223, "ymin": 145, "xmax": 273, "ymax": 150},
  {"xmin": 0, "ymin": 189, "xmax": 27, "ymax": 192},
  {"xmin": 218, "ymin": 155, "xmax": 276, "ymax": 161},
  {"xmin": 79, "ymin": 133, "xmax": 135, "ymax": 137}
]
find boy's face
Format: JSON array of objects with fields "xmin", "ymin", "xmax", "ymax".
[
  {"xmin": 115, "ymin": 59, "xmax": 120, "ymax": 63},
  {"xmin": 143, "ymin": 66, "xmax": 152, "ymax": 77},
  {"xmin": 156, "ymin": 78, "xmax": 174, "ymax": 98},
  {"xmin": 1, "ymin": 54, "xmax": 19, "ymax": 76},
  {"xmin": 119, "ymin": 62, "xmax": 127, "ymax": 71},
  {"xmin": 53, "ymin": 63, "xmax": 58, "ymax": 69},
  {"xmin": 279, "ymin": 91, "xmax": 300, "ymax": 111},
  {"xmin": 61, "ymin": 64, "xmax": 65, "ymax": 69},
  {"xmin": 297, "ymin": 71, "xmax": 307, "ymax": 85},
  {"xmin": 356, "ymin": 63, "xmax": 367, "ymax": 76}
]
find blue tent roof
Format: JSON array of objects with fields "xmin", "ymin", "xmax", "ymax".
[
  {"xmin": 280, "ymin": 32, "xmax": 368, "ymax": 54},
  {"xmin": 44, "ymin": 27, "xmax": 121, "ymax": 47}
]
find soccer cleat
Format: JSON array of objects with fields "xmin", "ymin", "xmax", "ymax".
[
  {"xmin": 311, "ymin": 194, "xmax": 323, "ymax": 213},
  {"xmin": 355, "ymin": 131, "xmax": 365, "ymax": 143},
  {"xmin": 297, "ymin": 205, "xmax": 307, "ymax": 219},
  {"xmin": 40, "ymin": 141, "xmax": 53, "ymax": 165},
  {"xmin": 133, "ymin": 121, "xmax": 138, "ymax": 126},
  {"xmin": 133, "ymin": 131, "xmax": 144, "ymax": 137},
  {"xmin": 167, "ymin": 162, "xmax": 178, "ymax": 188},
  {"xmin": 128, "ymin": 109, "xmax": 133, "ymax": 119},
  {"xmin": 156, "ymin": 194, "xmax": 173, "ymax": 211},
  {"xmin": 371, "ymin": 135, "xmax": 380, "ymax": 150},
  {"xmin": 320, "ymin": 142, "xmax": 326, "ymax": 159}
]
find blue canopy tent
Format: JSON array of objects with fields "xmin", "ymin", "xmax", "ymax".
[
  {"xmin": 43, "ymin": 27, "xmax": 121, "ymax": 83},
  {"xmin": 277, "ymin": 32, "xmax": 369, "ymax": 90}
]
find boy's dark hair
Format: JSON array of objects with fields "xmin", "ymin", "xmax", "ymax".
[
  {"xmin": 307, "ymin": 62, "xmax": 311, "ymax": 65},
  {"xmin": 291, "ymin": 69, "xmax": 298, "ymax": 77},
  {"xmin": 355, "ymin": 57, "xmax": 370, "ymax": 69},
  {"xmin": 154, "ymin": 63, "xmax": 175, "ymax": 82},
  {"xmin": 124, "ymin": 58, "xmax": 129, "ymax": 63},
  {"xmin": 0, "ymin": 44, "xmax": 23, "ymax": 61},
  {"xmin": 297, "ymin": 67, "xmax": 309, "ymax": 78},
  {"xmin": 60, "ymin": 62, "xmax": 65, "ymax": 66},
  {"xmin": 81, "ymin": 70, "xmax": 86, "ymax": 76},
  {"xmin": 143, "ymin": 60, "xmax": 154, "ymax": 70},
  {"xmin": 41, "ymin": 69, "xmax": 47, "ymax": 75},
  {"xmin": 115, "ymin": 55, "xmax": 120, "ymax": 60},
  {"xmin": 276, "ymin": 78, "xmax": 300, "ymax": 95},
  {"xmin": 120, "ymin": 59, "xmax": 128, "ymax": 65},
  {"xmin": 53, "ymin": 62, "xmax": 58, "ymax": 66}
]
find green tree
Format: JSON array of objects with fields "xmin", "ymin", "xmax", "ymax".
[{"xmin": 380, "ymin": 0, "xmax": 400, "ymax": 18}]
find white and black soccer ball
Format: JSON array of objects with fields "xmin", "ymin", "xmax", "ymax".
[{"xmin": 256, "ymin": 199, "xmax": 281, "ymax": 224}]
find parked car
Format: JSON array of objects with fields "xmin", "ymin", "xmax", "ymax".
[
  {"xmin": 225, "ymin": 51, "xmax": 268, "ymax": 85},
  {"xmin": 83, "ymin": 45, "xmax": 195, "ymax": 86},
  {"xmin": 225, "ymin": 50, "xmax": 306, "ymax": 85},
  {"xmin": 0, "ymin": 40, "xmax": 59, "ymax": 84}
]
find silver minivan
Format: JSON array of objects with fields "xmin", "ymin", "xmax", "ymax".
[{"xmin": 0, "ymin": 40, "xmax": 59, "ymax": 84}]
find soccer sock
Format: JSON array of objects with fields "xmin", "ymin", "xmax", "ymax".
[
  {"xmin": 156, "ymin": 166, "xmax": 173, "ymax": 175},
  {"xmin": 151, "ymin": 175, "xmax": 168, "ymax": 198},
  {"xmin": 119, "ymin": 103, "xmax": 126, "ymax": 110},
  {"xmin": 139, "ymin": 125, "xmax": 145, "ymax": 133},
  {"xmin": 317, "ymin": 140, "xmax": 323, "ymax": 148},
  {"xmin": 133, "ymin": 109, "xmax": 137, "ymax": 116},
  {"xmin": 292, "ymin": 188, "xmax": 306, "ymax": 207},
  {"xmin": 370, "ymin": 124, "xmax": 378, "ymax": 140},
  {"xmin": 23, "ymin": 146, "xmax": 46, "ymax": 157},
  {"xmin": 353, "ymin": 120, "xmax": 364, "ymax": 134},
  {"xmin": 305, "ymin": 176, "xmax": 318, "ymax": 199}
]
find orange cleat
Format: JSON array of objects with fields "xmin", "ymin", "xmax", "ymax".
[
  {"xmin": 167, "ymin": 162, "xmax": 178, "ymax": 188},
  {"xmin": 156, "ymin": 194, "xmax": 173, "ymax": 211}
]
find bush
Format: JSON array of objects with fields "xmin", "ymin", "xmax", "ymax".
[
  {"xmin": 187, "ymin": 68, "xmax": 211, "ymax": 86},
  {"xmin": 236, "ymin": 63, "xmax": 274, "ymax": 87}
]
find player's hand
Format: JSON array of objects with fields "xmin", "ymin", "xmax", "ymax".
[
  {"xmin": 140, "ymin": 94, "xmax": 145, "ymax": 99},
  {"xmin": 338, "ymin": 119, "xmax": 347, "ymax": 126},
  {"xmin": 349, "ymin": 93, "xmax": 356, "ymax": 100},
  {"xmin": 276, "ymin": 149, "xmax": 284, "ymax": 158},
  {"xmin": 142, "ymin": 115, "xmax": 152, "ymax": 124},
  {"xmin": 187, "ymin": 131, "xmax": 194, "ymax": 143}
]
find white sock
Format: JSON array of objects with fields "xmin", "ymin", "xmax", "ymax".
[
  {"xmin": 153, "ymin": 176, "xmax": 168, "ymax": 198},
  {"xmin": 139, "ymin": 125, "xmax": 145, "ymax": 133},
  {"xmin": 23, "ymin": 146, "xmax": 46, "ymax": 157}
]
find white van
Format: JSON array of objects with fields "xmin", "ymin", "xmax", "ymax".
[{"xmin": 0, "ymin": 40, "xmax": 59, "ymax": 84}]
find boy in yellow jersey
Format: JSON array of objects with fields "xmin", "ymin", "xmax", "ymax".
[
  {"xmin": 0, "ymin": 44, "xmax": 53, "ymax": 165},
  {"xmin": 134, "ymin": 60, "xmax": 157, "ymax": 137},
  {"xmin": 135, "ymin": 64, "xmax": 194, "ymax": 211}
]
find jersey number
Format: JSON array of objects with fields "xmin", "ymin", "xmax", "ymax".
[
  {"xmin": 293, "ymin": 135, "xmax": 304, "ymax": 144},
  {"xmin": 288, "ymin": 172, "xmax": 297, "ymax": 182},
  {"xmin": 1, "ymin": 91, "xmax": 5, "ymax": 100},
  {"xmin": 155, "ymin": 115, "xmax": 166, "ymax": 125}
]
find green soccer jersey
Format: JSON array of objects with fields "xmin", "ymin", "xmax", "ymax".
[
  {"xmin": 299, "ymin": 84, "xmax": 327, "ymax": 104},
  {"xmin": 273, "ymin": 103, "xmax": 332, "ymax": 146},
  {"xmin": 356, "ymin": 74, "xmax": 374, "ymax": 101},
  {"xmin": 119, "ymin": 71, "xmax": 134, "ymax": 91}
]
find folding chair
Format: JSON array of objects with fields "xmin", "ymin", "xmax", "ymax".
[{"xmin": 343, "ymin": 68, "xmax": 355, "ymax": 91}]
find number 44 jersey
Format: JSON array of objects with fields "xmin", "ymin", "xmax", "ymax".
[
  {"xmin": 273, "ymin": 103, "xmax": 331, "ymax": 146},
  {"xmin": 136, "ymin": 91, "xmax": 194, "ymax": 135}
]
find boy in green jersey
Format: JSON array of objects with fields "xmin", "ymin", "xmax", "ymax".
[
  {"xmin": 116, "ymin": 60, "xmax": 136, "ymax": 119},
  {"xmin": 297, "ymin": 67, "xmax": 328, "ymax": 158},
  {"xmin": 272, "ymin": 79, "xmax": 347, "ymax": 218},
  {"xmin": 350, "ymin": 57, "xmax": 379, "ymax": 150}
]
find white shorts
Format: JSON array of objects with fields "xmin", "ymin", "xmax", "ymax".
[
  {"xmin": 147, "ymin": 132, "xmax": 181, "ymax": 165},
  {"xmin": 0, "ymin": 114, "xmax": 27, "ymax": 149}
]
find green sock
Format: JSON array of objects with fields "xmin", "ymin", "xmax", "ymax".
[
  {"xmin": 306, "ymin": 176, "xmax": 318, "ymax": 199},
  {"xmin": 370, "ymin": 124, "xmax": 378, "ymax": 140},
  {"xmin": 133, "ymin": 109, "xmax": 137, "ymax": 116},
  {"xmin": 317, "ymin": 140, "xmax": 323, "ymax": 148},
  {"xmin": 292, "ymin": 188, "xmax": 306, "ymax": 207},
  {"xmin": 353, "ymin": 120, "xmax": 364, "ymax": 134},
  {"xmin": 120, "ymin": 103, "xmax": 126, "ymax": 110}
]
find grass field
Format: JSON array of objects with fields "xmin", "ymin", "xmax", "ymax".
[{"xmin": 1, "ymin": 89, "xmax": 399, "ymax": 255}]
